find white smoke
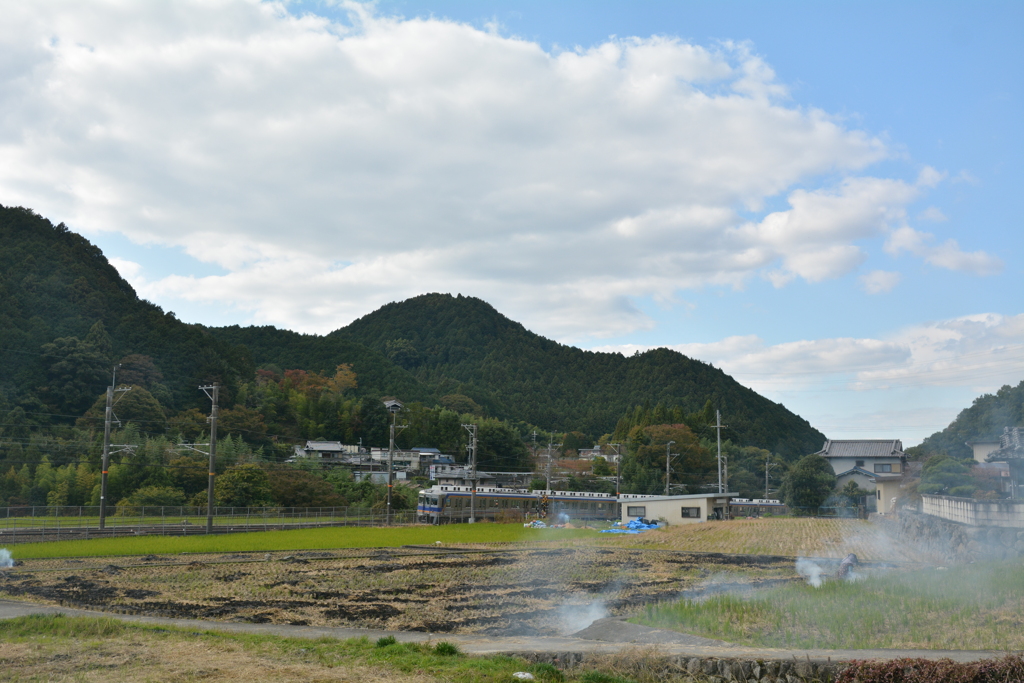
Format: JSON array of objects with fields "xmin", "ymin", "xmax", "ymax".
[
  {"xmin": 557, "ymin": 599, "xmax": 609, "ymax": 635},
  {"xmin": 796, "ymin": 557, "xmax": 826, "ymax": 588},
  {"xmin": 0, "ymin": 549, "xmax": 13, "ymax": 568}
]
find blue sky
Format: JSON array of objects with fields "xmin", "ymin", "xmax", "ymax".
[{"xmin": 2, "ymin": 1, "xmax": 1021, "ymax": 444}]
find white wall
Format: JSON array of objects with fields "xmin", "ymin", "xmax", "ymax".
[{"xmin": 922, "ymin": 494, "xmax": 1024, "ymax": 528}]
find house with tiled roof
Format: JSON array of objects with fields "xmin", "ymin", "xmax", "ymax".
[{"xmin": 813, "ymin": 439, "xmax": 907, "ymax": 513}]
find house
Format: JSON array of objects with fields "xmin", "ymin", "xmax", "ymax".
[
  {"xmin": 291, "ymin": 441, "xmax": 362, "ymax": 463},
  {"xmin": 617, "ymin": 492, "xmax": 737, "ymax": 525},
  {"xmin": 967, "ymin": 438, "xmax": 1003, "ymax": 464},
  {"xmin": 429, "ymin": 465, "xmax": 496, "ymax": 487},
  {"xmin": 985, "ymin": 427, "xmax": 1024, "ymax": 499},
  {"xmin": 814, "ymin": 439, "xmax": 906, "ymax": 513}
]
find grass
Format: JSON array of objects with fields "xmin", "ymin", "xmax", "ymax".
[
  {"xmin": 634, "ymin": 559, "xmax": 1024, "ymax": 650},
  {"xmin": 0, "ymin": 614, "xmax": 647, "ymax": 683},
  {"xmin": 4, "ymin": 523, "xmax": 599, "ymax": 560}
]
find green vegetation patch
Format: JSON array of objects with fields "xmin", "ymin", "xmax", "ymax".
[
  {"xmin": 0, "ymin": 614, "xmax": 639, "ymax": 683},
  {"xmin": 7, "ymin": 523, "xmax": 598, "ymax": 559},
  {"xmin": 635, "ymin": 559, "xmax": 1024, "ymax": 650}
]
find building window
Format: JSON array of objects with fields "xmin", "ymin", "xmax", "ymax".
[
  {"xmin": 681, "ymin": 507, "xmax": 701, "ymax": 518},
  {"xmin": 855, "ymin": 460, "xmax": 865, "ymax": 468},
  {"xmin": 627, "ymin": 506, "xmax": 646, "ymax": 517},
  {"xmin": 877, "ymin": 490, "xmax": 881, "ymax": 499},
  {"xmin": 874, "ymin": 464, "xmax": 892, "ymax": 473}
]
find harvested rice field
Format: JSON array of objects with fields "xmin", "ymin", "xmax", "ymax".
[
  {"xmin": 0, "ymin": 545, "xmax": 814, "ymax": 635},
  {"xmin": 610, "ymin": 518, "xmax": 930, "ymax": 562}
]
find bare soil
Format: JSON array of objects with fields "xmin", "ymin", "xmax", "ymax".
[{"xmin": 0, "ymin": 547, "xmax": 796, "ymax": 636}]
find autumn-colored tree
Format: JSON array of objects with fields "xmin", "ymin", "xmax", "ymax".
[{"xmin": 327, "ymin": 364, "xmax": 358, "ymax": 394}]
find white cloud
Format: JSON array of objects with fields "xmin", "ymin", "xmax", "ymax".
[
  {"xmin": 591, "ymin": 314, "xmax": 1024, "ymax": 443},
  {"xmin": 107, "ymin": 257, "xmax": 143, "ymax": 283},
  {"xmin": 0, "ymin": 2, "xmax": 996, "ymax": 336},
  {"xmin": 885, "ymin": 227, "xmax": 1003, "ymax": 276},
  {"xmin": 917, "ymin": 206, "xmax": 947, "ymax": 222},
  {"xmin": 592, "ymin": 313, "xmax": 1024, "ymax": 393},
  {"xmin": 860, "ymin": 269, "xmax": 901, "ymax": 294}
]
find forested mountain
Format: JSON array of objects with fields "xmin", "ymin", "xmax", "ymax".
[
  {"xmin": 329, "ymin": 294, "xmax": 825, "ymax": 457},
  {"xmin": 1, "ymin": 205, "xmax": 827, "ymax": 511},
  {"xmin": 1, "ymin": 204, "xmax": 824, "ymax": 457},
  {"xmin": 209, "ymin": 293, "xmax": 824, "ymax": 457},
  {"xmin": 0, "ymin": 205, "xmax": 253, "ymax": 413},
  {"xmin": 914, "ymin": 381, "xmax": 1024, "ymax": 459}
]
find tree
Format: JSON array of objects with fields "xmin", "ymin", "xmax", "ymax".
[
  {"xmin": 170, "ymin": 408, "xmax": 209, "ymax": 441},
  {"xmin": 327, "ymin": 364, "xmax": 358, "ymax": 394},
  {"xmin": 592, "ymin": 456, "xmax": 612, "ymax": 476},
  {"xmin": 169, "ymin": 455, "xmax": 208, "ymax": 497},
  {"xmin": 41, "ymin": 336, "xmax": 110, "ymax": 414},
  {"xmin": 214, "ymin": 464, "xmax": 273, "ymax": 507},
  {"xmin": 218, "ymin": 406, "xmax": 268, "ymax": 440},
  {"xmin": 79, "ymin": 385, "xmax": 167, "ymax": 432},
  {"xmin": 384, "ymin": 338, "xmax": 421, "ymax": 369},
  {"xmin": 117, "ymin": 485, "xmax": 187, "ymax": 508},
  {"xmin": 779, "ymin": 454, "xmax": 836, "ymax": 511},
  {"xmin": 117, "ymin": 354, "xmax": 163, "ymax": 388},
  {"xmin": 917, "ymin": 455, "xmax": 976, "ymax": 497},
  {"xmin": 439, "ymin": 394, "xmax": 483, "ymax": 415},
  {"xmin": 269, "ymin": 468, "xmax": 344, "ymax": 507}
]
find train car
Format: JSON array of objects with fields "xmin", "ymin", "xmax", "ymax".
[
  {"xmin": 417, "ymin": 484, "xmax": 618, "ymax": 524},
  {"xmin": 730, "ymin": 498, "xmax": 788, "ymax": 517}
]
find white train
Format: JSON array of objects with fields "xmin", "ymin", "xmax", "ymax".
[{"xmin": 417, "ymin": 484, "xmax": 618, "ymax": 524}]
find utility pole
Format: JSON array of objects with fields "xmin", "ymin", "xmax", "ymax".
[
  {"xmin": 199, "ymin": 383, "xmax": 219, "ymax": 534},
  {"xmin": 463, "ymin": 423, "xmax": 478, "ymax": 523},
  {"xmin": 765, "ymin": 456, "xmax": 779, "ymax": 499},
  {"xmin": 715, "ymin": 410, "xmax": 728, "ymax": 494},
  {"xmin": 384, "ymin": 400, "xmax": 406, "ymax": 525},
  {"xmin": 99, "ymin": 366, "xmax": 130, "ymax": 530},
  {"xmin": 664, "ymin": 441, "xmax": 675, "ymax": 496},
  {"xmin": 546, "ymin": 440, "xmax": 557, "ymax": 490},
  {"xmin": 610, "ymin": 443, "xmax": 622, "ymax": 496},
  {"xmin": 531, "ymin": 430, "xmax": 538, "ymax": 486}
]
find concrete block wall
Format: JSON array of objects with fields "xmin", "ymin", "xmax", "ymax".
[
  {"xmin": 921, "ymin": 494, "xmax": 1024, "ymax": 528},
  {"xmin": 879, "ymin": 510, "xmax": 1024, "ymax": 563}
]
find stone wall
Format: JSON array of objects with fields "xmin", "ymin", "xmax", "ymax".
[
  {"xmin": 511, "ymin": 650, "xmax": 842, "ymax": 682},
  {"xmin": 878, "ymin": 510, "xmax": 1024, "ymax": 563}
]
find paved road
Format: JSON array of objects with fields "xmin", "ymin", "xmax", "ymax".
[{"xmin": 0, "ymin": 599, "xmax": 1007, "ymax": 664}]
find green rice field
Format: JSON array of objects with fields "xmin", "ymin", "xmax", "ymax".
[
  {"xmin": 634, "ymin": 559, "xmax": 1024, "ymax": 651},
  {"xmin": 3, "ymin": 523, "xmax": 599, "ymax": 560}
]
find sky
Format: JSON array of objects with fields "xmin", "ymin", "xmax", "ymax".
[{"xmin": 1, "ymin": 1, "xmax": 1021, "ymax": 445}]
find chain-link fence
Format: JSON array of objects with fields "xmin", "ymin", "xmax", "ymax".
[{"xmin": 0, "ymin": 505, "xmax": 418, "ymax": 543}]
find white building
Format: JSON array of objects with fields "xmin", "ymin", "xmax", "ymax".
[
  {"xmin": 617, "ymin": 492, "xmax": 737, "ymax": 525},
  {"xmin": 813, "ymin": 439, "xmax": 906, "ymax": 514}
]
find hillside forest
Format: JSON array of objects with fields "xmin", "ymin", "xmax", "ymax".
[{"xmin": 2, "ymin": 204, "xmax": 1018, "ymax": 511}]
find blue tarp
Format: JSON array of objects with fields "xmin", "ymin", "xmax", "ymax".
[{"xmin": 599, "ymin": 519, "xmax": 659, "ymax": 534}]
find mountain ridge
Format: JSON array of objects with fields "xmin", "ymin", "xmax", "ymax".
[{"xmin": 1, "ymin": 204, "xmax": 824, "ymax": 457}]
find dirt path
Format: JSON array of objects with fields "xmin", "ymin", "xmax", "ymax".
[{"xmin": 0, "ymin": 598, "xmax": 1006, "ymax": 665}]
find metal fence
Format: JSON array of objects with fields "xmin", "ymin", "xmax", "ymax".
[{"xmin": 0, "ymin": 505, "xmax": 418, "ymax": 543}]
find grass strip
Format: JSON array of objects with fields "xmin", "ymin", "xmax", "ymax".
[
  {"xmin": 634, "ymin": 559, "xmax": 1024, "ymax": 651},
  {"xmin": 4, "ymin": 524, "xmax": 599, "ymax": 559},
  {"xmin": 0, "ymin": 613, "xmax": 630, "ymax": 683}
]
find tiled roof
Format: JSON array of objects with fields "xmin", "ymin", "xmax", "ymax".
[{"xmin": 815, "ymin": 439, "xmax": 904, "ymax": 459}]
